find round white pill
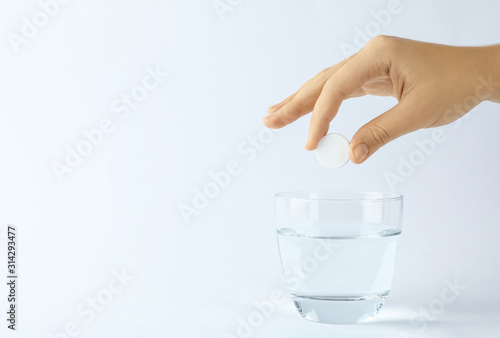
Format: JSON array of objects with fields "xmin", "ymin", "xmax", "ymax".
[{"xmin": 315, "ymin": 133, "xmax": 350, "ymax": 169}]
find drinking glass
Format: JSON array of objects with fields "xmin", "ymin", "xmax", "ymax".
[{"xmin": 276, "ymin": 191, "xmax": 403, "ymax": 324}]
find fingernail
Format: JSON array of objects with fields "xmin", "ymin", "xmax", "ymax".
[
  {"xmin": 353, "ymin": 143, "xmax": 369, "ymax": 162},
  {"xmin": 264, "ymin": 114, "xmax": 272, "ymax": 120}
]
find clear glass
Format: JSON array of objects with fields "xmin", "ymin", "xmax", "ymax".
[{"xmin": 275, "ymin": 191, "xmax": 403, "ymax": 324}]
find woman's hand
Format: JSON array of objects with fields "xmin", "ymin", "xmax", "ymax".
[{"xmin": 264, "ymin": 36, "xmax": 500, "ymax": 163}]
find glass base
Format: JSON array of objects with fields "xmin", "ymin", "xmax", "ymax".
[{"xmin": 292, "ymin": 291, "xmax": 389, "ymax": 324}]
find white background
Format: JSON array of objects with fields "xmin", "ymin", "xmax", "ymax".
[{"xmin": 0, "ymin": 0, "xmax": 499, "ymax": 337}]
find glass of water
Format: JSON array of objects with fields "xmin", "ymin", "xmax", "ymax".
[{"xmin": 276, "ymin": 191, "xmax": 403, "ymax": 324}]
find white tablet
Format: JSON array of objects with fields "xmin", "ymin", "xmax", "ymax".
[{"xmin": 315, "ymin": 133, "xmax": 350, "ymax": 169}]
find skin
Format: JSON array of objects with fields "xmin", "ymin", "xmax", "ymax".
[{"xmin": 263, "ymin": 36, "xmax": 500, "ymax": 164}]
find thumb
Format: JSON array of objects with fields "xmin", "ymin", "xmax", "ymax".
[{"xmin": 349, "ymin": 104, "xmax": 416, "ymax": 164}]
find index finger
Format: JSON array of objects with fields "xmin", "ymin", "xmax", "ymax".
[{"xmin": 305, "ymin": 51, "xmax": 387, "ymax": 150}]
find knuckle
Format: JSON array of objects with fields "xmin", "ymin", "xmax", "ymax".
[
  {"xmin": 277, "ymin": 104, "xmax": 298, "ymax": 124},
  {"xmin": 365, "ymin": 123, "xmax": 391, "ymax": 146},
  {"xmin": 324, "ymin": 75, "xmax": 348, "ymax": 99},
  {"xmin": 365, "ymin": 35, "xmax": 394, "ymax": 51},
  {"xmin": 323, "ymin": 76, "xmax": 335, "ymax": 90},
  {"xmin": 311, "ymin": 111, "xmax": 331, "ymax": 127},
  {"xmin": 318, "ymin": 67, "xmax": 330, "ymax": 75},
  {"xmin": 275, "ymin": 111, "xmax": 291, "ymax": 125},
  {"xmin": 371, "ymin": 35, "xmax": 392, "ymax": 45},
  {"xmin": 303, "ymin": 67, "xmax": 332, "ymax": 88}
]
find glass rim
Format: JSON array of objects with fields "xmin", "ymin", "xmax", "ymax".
[{"xmin": 275, "ymin": 190, "xmax": 403, "ymax": 202}]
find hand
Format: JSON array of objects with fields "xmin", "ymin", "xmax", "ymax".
[{"xmin": 263, "ymin": 36, "xmax": 500, "ymax": 164}]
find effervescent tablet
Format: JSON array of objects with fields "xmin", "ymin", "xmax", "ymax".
[{"xmin": 315, "ymin": 133, "xmax": 350, "ymax": 168}]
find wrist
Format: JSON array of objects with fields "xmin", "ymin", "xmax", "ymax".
[{"xmin": 480, "ymin": 45, "xmax": 500, "ymax": 103}]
